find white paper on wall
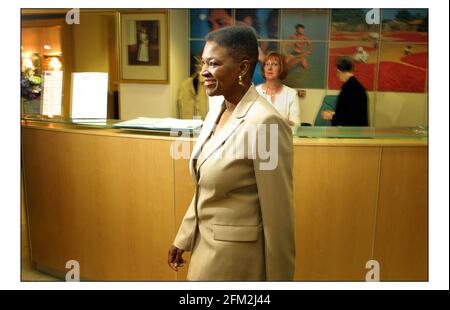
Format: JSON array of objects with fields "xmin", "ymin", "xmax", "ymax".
[
  {"xmin": 71, "ymin": 72, "xmax": 108, "ymax": 119},
  {"xmin": 42, "ymin": 71, "xmax": 63, "ymax": 117}
]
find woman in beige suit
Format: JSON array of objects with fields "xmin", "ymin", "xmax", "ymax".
[{"xmin": 168, "ymin": 26, "xmax": 295, "ymax": 281}]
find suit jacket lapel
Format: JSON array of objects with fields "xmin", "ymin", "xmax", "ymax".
[
  {"xmin": 189, "ymin": 103, "xmax": 224, "ymax": 180},
  {"xmin": 196, "ymin": 117, "xmax": 243, "ymax": 171},
  {"xmin": 195, "ymin": 86, "xmax": 260, "ymax": 173}
]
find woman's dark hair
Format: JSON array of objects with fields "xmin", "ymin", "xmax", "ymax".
[
  {"xmin": 261, "ymin": 51, "xmax": 288, "ymax": 80},
  {"xmin": 205, "ymin": 25, "xmax": 259, "ymax": 76},
  {"xmin": 336, "ymin": 56, "xmax": 354, "ymax": 72}
]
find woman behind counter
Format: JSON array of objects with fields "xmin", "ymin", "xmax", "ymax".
[
  {"xmin": 168, "ymin": 26, "xmax": 295, "ymax": 281},
  {"xmin": 256, "ymin": 52, "xmax": 301, "ymax": 126}
]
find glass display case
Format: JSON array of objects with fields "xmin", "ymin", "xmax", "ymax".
[
  {"xmin": 22, "ymin": 115, "xmax": 428, "ymax": 140},
  {"xmin": 293, "ymin": 125, "xmax": 428, "ymax": 139},
  {"xmin": 21, "ymin": 116, "xmax": 119, "ymax": 128}
]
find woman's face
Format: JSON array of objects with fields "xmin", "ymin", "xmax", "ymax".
[
  {"xmin": 201, "ymin": 41, "xmax": 241, "ymax": 97},
  {"xmin": 263, "ymin": 57, "xmax": 281, "ymax": 80},
  {"xmin": 208, "ymin": 9, "xmax": 233, "ymax": 31}
]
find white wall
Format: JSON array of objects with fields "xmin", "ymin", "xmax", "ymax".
[
  {"xmin": 119, "ymin": 83, "xmax": 171, "ymax": 118},
  {"xmin": 373, "ymin": 92, "xmax": 428, "ymax": 127},
  {"xmin": 119, "ymin": 9, "xmax": 189, "ymax": 120}
]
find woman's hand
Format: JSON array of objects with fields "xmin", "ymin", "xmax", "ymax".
[
  {"xmin": 168, "ymin": 245, "xmax": 186, "ymax": 272},
  {"xmin": 321, "ymin": 110, "xmax": 335, "ymax": 120}
]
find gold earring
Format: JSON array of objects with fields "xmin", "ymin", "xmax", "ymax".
[{"xmin": 238, "ymin": 75, "xmax": 244, "ymax": 86}]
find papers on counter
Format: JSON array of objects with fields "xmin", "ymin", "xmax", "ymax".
[
  {"xmin": 72, "ymin": 118, "xmax": 108, "ymax": 126},
  {"xmin": 113, "ymin": 117, "xmax": 203, "ymax": 132}
]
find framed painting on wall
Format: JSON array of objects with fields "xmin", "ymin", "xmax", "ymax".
[{"xmin": 119, "ymin": 10, "xmax": 169, "ymax": 83}]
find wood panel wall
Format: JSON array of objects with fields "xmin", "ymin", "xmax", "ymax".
[{"xmin": 22, "ymin": 126, "xmax": 428, "ymax": 281}]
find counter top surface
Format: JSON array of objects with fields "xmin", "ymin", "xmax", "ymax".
[{"xmin": 21, "ymin": 119, "xmax": 428, "ymax": 147}]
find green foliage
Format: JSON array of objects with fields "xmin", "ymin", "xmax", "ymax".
[
  {"xmin": 395, "ymin": 10, "xmax": 413, "ymax": 22},
  {"xmin": 331, "ymin": 9, "xmax": 366, "ymax": 25}
]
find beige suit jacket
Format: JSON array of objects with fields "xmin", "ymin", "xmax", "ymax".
[{"xmin": 173, "ymin": 85, "xmax": 295, "ymax": 281}]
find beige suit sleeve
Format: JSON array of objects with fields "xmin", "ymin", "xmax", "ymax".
[
  {"xmin": 253, "ymin": 115, "xmax": 295, "ymax": 280},
  {"xmin": 173, "ymin": 192, "xmax": 197, "ymax": 251}
]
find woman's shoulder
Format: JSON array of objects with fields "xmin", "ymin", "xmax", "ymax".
[
  {"xmin": 247, "ymin": 100, "xmax": 291, "ymax": 134},
  {"xmin": 281, "ymin": 84, "xmax": 297, "ymax": 95},
  {"xmin": 280, "ymin": 84, "xmax": 299, "ymax": 101},
  {"xmin": 255, "ymin": 83, "xmax": 264, "ymax": 92},
  {"xmin": 250, "ymin": 95, "xmax": 285, "ymax": 123}
]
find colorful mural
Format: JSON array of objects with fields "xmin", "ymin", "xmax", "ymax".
[{"xmin": 189, "ymin": 8, "xmax": 428, "ymax": 93}]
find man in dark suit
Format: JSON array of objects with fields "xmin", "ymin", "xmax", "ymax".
[{"xmin": 322, "ymin": 56, "xmax": 369, "ymax": 126}]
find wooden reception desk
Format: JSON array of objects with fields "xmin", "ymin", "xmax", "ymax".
[{"xmin": 21, "ymin": 120, "xmax": 428, "ymax": 281}]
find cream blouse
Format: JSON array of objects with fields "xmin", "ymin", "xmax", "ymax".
[{"xmin": 255, "ymin": 84, "xmax": 301, "ymax": 126}]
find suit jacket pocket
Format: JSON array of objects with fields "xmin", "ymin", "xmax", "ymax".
[{"xmin": 213, "ymin": 224, "xmax": 260, "ymax": 242}]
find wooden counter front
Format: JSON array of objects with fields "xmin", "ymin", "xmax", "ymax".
[{"xmin": 21, "ymin": 122, "xmax": 428, "ymax": 281}]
